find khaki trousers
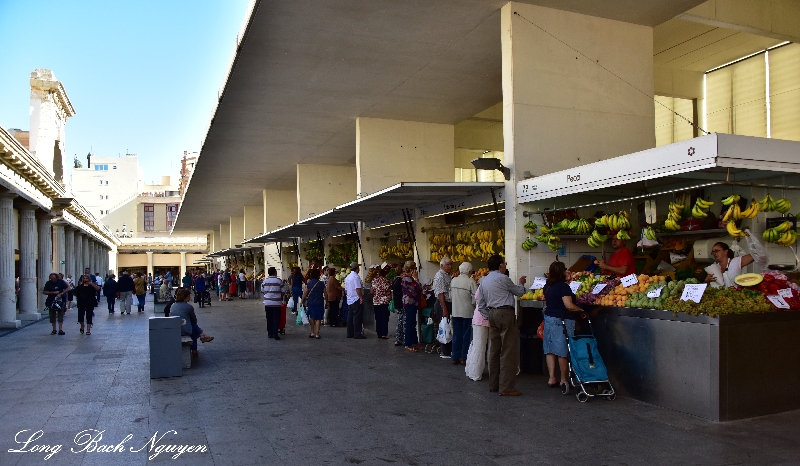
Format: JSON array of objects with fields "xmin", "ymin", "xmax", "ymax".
[{"xmin": 488, "ymin": 309, "xmax": 519, "ymax": 393}]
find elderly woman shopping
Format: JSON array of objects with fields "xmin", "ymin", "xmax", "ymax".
[
  {"xmin": 450, "ymin": 262, "xmax": 477, "ymax": 365},
  {"xmin": 170, "ymin": 287, "xmax": 214, "ymax": 356}
]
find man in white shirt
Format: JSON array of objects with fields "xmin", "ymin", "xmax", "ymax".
[
  {"xmin": 261, "ymin": 267, "xmax": 286, "ymax": 340},
  {"xmin": 344, "ymin": 262, "xmax": 366, "ymax": 339}
]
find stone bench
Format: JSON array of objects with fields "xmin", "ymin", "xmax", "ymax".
[{"xmin": 181, "ymin": 336, "xmax": 193, "ymax": 369}]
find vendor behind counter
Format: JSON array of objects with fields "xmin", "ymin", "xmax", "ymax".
[{"xmin": 598, "ymin": 237, "xmax": 635, "ymax": 278}]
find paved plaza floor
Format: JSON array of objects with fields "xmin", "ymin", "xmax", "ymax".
[{"xmin": 1, "ymin": 294, "xmax": 799, "ymax": 465}]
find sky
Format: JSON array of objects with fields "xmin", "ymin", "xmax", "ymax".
[{"xmin": 0, "ymin": 0, "xmax": 250, "ymax": 184}]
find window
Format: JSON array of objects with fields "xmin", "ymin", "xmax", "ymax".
[
  {"xmin": 144, "ymin": 204, "xmax": 154, "ymax": 231},
  {"xmin": 113, "ymin": 166, "xmax": 117, "ymax": 169},
  {"xmin": 99, "ymin": 195, "xmax": 103, "ymax": 199},
  {"xmin": 166, "ymin": 203, "xmax": 178, "ymax": 230},
  {"xmin": 99, "ymin": 180, "xmax": 102, "ymax": 185},
  {"xmin": 654, "ymin": 96, "xmax": 696, "ymax": 147},
  {"xmin": 93, "ymin": 164, "xmax": 109, "ymax": 171}
]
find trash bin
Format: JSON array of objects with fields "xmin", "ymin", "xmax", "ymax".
[{"xmin": 149, "ymin": 317, "xmax": 182, "ymax": 378}]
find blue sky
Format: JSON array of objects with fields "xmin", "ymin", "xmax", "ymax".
[{"xmin": 0, "ymin": 0, "xmax": 250, "ymax": 184}]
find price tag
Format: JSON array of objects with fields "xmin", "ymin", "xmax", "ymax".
[
  {"xmin": 647, "ymin": 286, "xmax": 664, "ymax": 298},
  {"xmin": 680, "ymin": 283, "xmax": 707, "ymax": 303},
  {"xmin": 620, "ymin": 274, "xmax": 638, "ymax": 288},
  {"xmin": 767, "ymin": 295, "xmax": 790, "ymax": 309},
  {"xmin": 569, "ymin": 281, "xmax": 581, "ymax": 294},
  {"xmin": 778, "ymin": 288, "xmax": 794, "ymax": 299},
  {"xmin": 530, "ymin": 277, "xmax": 547, "ymax": 290},
  {"xmin": 591, "ymin": 283, "xmax": 607, "ymax": 294}
]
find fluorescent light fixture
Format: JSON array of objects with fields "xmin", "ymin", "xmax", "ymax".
[
  {"xmin": 369, "ymin": 221, "xmax": 406, "ymax": 230},
  {"xmin": 425, "ymin": 202, "xmax": 504, "ymax": 218}
]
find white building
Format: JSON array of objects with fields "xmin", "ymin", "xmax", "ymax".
[{"xmin": 71, "ymin": 153, "xmax": 144, "ymax": 218}]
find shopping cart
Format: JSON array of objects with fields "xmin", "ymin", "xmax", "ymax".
[{"xmin": 563, "ymin": 315, "xmax": 616, "ymax": 402}]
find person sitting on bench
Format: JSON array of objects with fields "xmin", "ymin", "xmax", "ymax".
[{"xmin": 170, "ymin": 287, "xmax": 214, "ymax": 356}]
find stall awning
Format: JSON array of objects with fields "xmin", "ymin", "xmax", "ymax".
[
  {"xmin": 207, "ymin": 245, "xmax": 263, "ymax": 257},
  {"xmin": 517, "ymin": 134, "xmax": 800, "ymax": 204},
  {"xmin": 243, "ymin": 182, "xmax": 504, "ymax": 244}
]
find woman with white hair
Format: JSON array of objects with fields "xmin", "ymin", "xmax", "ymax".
[{"xmin": 450, "ymin": 262, "xmax": 477, "ymax": 365}]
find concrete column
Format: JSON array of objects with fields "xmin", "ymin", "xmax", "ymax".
[
  {"xmin": 64, "ymin": 227, "xmax": 75, "ymax": 280},
  {"xmin": 18, "ymin": 205, "xmax": 40, "ymax": 320},
  {"xmin": 180, "ymin": 252, "xmax": 187, "ymax": 279},
  {"xmin": 0, "ymin": 194, "xmax": 20, "ymax": 328},
  {"xmin": 52, "ymin": 223, "xmax": 66, "ymax": 276},
  {"xmin": 230, "ymin": 216, "xmax": 244, "ymax": 247},
  {"xmin": 500, "ymin": 3, "xmax": 654, "ymax": 280},
  {"xmin": 243, "ymin": 205, "xmax": 263, "ymax": 240},
  {"xmin": 220, "ymin": 223, "xmax": 231, "ymax": 250},
  {"xmin": 263, "ymin": 189, "xmax": 297, "ymax": 232},
  {"xmin": 37, "ymin": 215, "xmax": 52, "ymax": 309},
  {"xmin": 356, "ymin": 117, "xmax": 454, "ymax": 196},
  {"xmin": 82, "ymin": 235, "xmax": 89, "ymax": 275},
  {"xmin": 296, "ymin": 164, "xmax": 356, "ymax": 220},
  {"xmin": 74, "ymin": 232, "xmax": 83, "ymax": 277},
  {"xmin": 146, "ymin": 251, "xmax": 154, "ymax": 277},
  {"xmin": 87, "ymin": 240, "xmax": 94, "ymax": 275}
]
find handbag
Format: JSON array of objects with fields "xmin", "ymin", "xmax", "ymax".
[
  {"xmin": 419, "ymin": 294, "xmax": 427, "ymax": 309},
  {"xmin": 421, "ymin": 317, "xmax": 436, "ymax": 344}
]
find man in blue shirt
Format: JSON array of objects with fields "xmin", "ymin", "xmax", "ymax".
[{"xmin": 195, "ymin": 273, "xmax": 208, "ymax": 308}]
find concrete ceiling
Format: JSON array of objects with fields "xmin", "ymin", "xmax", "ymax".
[{"xmin": 175, "ymin": 0, "xmax": 710, "ymax": 232}]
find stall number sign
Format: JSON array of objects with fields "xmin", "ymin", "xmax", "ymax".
[
  {"xmin": 620, "ymin": 274, "xmax": 638, "ymax": 288},
  {"xmin": 569, "ymin": 281, "xmax": 581, "ymax": 294},
  {"xmin": 778, "ymin": 288, "xmax": 794, "ymax": 299},
  {"xmin": 647, "ymin": 286, "xmax": 664, "ymax": 298},
  {"xmin": 530, "ymin": 277, "xmax": 547, "ymax": 290},
  {"xmin": 767, "ymin": 295, "xmax": 790, "ymax": 309},
  {"xmin": 680, "ymin": 283, "xmax": 707, "ymax": 303},
  {"xmin": 591, "ymin": 283, "xmax": 607, "ymax": 294}
]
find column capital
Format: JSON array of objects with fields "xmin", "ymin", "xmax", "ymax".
[{"xmin": 0, "ymin": 192, "xmax": 18, "ymax": 200}]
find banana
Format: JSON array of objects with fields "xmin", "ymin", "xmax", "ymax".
[
  {"xmin": 722, "ymin": 194, "xmax": 741, "ymax": 206},
  {"xmin": 777, "ymin": 231, "xmax": 798, "ymax": 246},
  {"xmin": 726, "ymin": 221, "xmax": 746, "ymax": 238},
  {"xmin": 732, "ymin": 204, "xmax": 743, "ymax": 221},
  {"xmin": 775, "ymin": 221, "xmax": 793, "ymax": 233},
  {"xmin": 775, "ymin": 198, "xmax": 792, "ymax": 214},
  {"xmin": 691, "ymin": 205, "xmax": 708, "ymax": 219},
  {"xmin": 664, "ymin": 218, "xmax": 681, "ymax": 231},
  {"xmin": 616, "ymin": 230, "xmax": 630, "ymax": 240},
  {"xmin": 721, "ymin": 205, "xmax": 735, "ymax": 223},
  {"xmin": 643, "ymin": 227, "xmax": 657, "ymax": 241},
  {"xmin": 695, "ymin": 198, "xmax": 714, "ymax": 209},
  {"xmin": 595, "ymin": 215, "xmax": 607, "ymax": 228}
]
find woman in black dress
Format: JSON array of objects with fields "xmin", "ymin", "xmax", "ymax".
[{"xmin": 74, "ymin": 274, "xmax": 101, "ymax": 335}]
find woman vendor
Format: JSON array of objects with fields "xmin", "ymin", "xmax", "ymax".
[
  {"xmin": 597, "ymin": 237, "xmax": 636, "ymax": 277},
  {"xmin": 705, "ymin": 242, "xmax": 754, "ymax": 288}
]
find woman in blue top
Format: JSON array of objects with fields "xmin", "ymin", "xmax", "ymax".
[
  {"xmin": 543, "ymin": 261, "xmax": 584, "ymax": 394},
  {"xmin": 301, "ymin": 268, "xmax": 326, "ymax": 339},
  {"xmin": 289, "ymin": 267, "xmax": 304, "ymax": 314}
]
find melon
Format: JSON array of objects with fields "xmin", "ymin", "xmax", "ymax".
[{"xmin": 734, "ymin": 273, "xmax": 763, "ymax": 287}]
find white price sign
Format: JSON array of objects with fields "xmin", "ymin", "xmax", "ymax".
[
  {"xmin": 591, "ymin": 283, "xmax": 607, "ymax": 294},
  {"xmin": 778, "ymin": 288, "xmax": 794, "ymax": 299},
  {"xmin": 530, "ymin": 277, "xmax": 547, "ymax": 290},
  {"xmin": 621, "ymin": 274, "xmax": 638, "ymax": 288},
  {"xmin": 647, "ymin": 286, "xmax": 664, "ymax": 298},
  {"xmin": 569, "ymin": 281, "xmax": 581, "ymax": 294},
  {"xmin": 680, "ymin": 283, "xmax": 707, "ymax": 303},
  {"xmin": 767, "ymin": 295, "xmax": 790, "ymax": 309}
]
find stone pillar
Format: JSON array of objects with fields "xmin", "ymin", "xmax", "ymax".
[
  {"xmin": 18, "ymin": 205, "xmax": 40, "ymax": 320},
  {"xmin": 243, "ymin": 205, "xmax": 264, "ymax": 240},
  {"xmin": 180, "ymin": 252, "xmax": 187, "ymax": 279},
  {"xmin": 220, "ymin": 223, "xmax": 231, "ymax": 250},
  {"xmin": 64, "ymin": 227, "xmax": 75, "ymax": 281},
  {"xmin": 0, "ymin": 194, "xmax": 21, "ymax": 328},
  {"xmin": 263, "ymin": 189, "xmax": 297, "ymax": 232},
  {"xmin": 74, "ymin": 232, "xmax": 83, "ymax": 277},
  {"xmin": 146, "ymin": 251, "xmax": 154, "ymax": 277},
  {"xmin": 82, "ymin": 235, "xmax": 89, "ymax": 275},
  {"xmin": 37, "ymin": 215, "xmax": 52, "ymax": 309},
  {"xmin": 90, "ymin": 241, "xmax": 96, "ymax": 274}
]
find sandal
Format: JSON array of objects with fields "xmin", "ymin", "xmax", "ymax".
[
  {"xmin": 86, "ymin": 330, "xmax": 91, "ymax": 335},
  {"xmin": 51, "ymin": 330, "xmax": 57, "ymax": 335},
  {"xmin": 315, "ymin": 335, "xmax": 320, "ymax": 339},
  {"xmin": 309, "ymin": 333, "xmax": 315, "ymax": 338},
  {"xmin": 404, "ymin": 347, "xmax": 418, "ymax": 353},
  {"xmin": 394, "ymin": 342, "xmax": 402, "ymax": 346},
  {"xmin": 58, "ymin": 330, "xmax": 65, "ymax": 335}
]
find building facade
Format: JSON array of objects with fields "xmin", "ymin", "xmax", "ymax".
[{"xmin": 71, "ymin": 153, "xmax": 144, "ymax": 219}]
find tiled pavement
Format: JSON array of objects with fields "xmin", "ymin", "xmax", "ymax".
[{"xmin": 1, "ymin": 294, "xmax": 799, "ymax": 465}]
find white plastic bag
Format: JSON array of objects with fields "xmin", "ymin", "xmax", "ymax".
[
  {"xmin": 301, "ymin": 306, "xmax": 309, "ymax": 325},
  {"xmin": 437, "ymin": 317, "xmax": 452, "ymax": 344},
  {"xmin": 744, "ymin": 229, "xmax": 769, "ymax": 272},
  {"xmin": 286, "ymin": 298, "xmax": 295, "ymax": 310}
]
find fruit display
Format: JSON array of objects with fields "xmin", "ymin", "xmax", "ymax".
[
  {"xmin": 762, "ymin": 221, "xmax": 797, "ymax": 246},
  {"xmin": 691, "ymin": 198, "xmax": 714, "ymax": 218},
  {"xmin": 576, "ymin": 277, "xmax": 620, "ymax": 305},
  {"xmin": 725, "ymin": 221, "xmax": 747, "ymax": 238},
  {"xmin": 586, "ymin": 229, "xmax": 607, "ymax": 248},
  {"xmin": 535, "ymin": 233, "xmax": 561, "ymax": 251},
  {"xmin": 472, "ymin": 268, "xmax": 489, "ymax": 282},
  {"xmin": 328, "ymin": 242, "xmax": 358, "ymax": 266},
  {"xmin": 664, "ymin": 202, "xmax": 684, "ymax": 231},
  {"xmin": 520, "ymin": 289, "xmax": 543, "ymax": 300},
  {"xmin": 430, "ymin": 229, "xmax": 505, "ymax": 263},
  {"xmin": 521, "ymin": 237, "xmax": 537, "ymax": 250},
  {"xmin": 524, "ymin": 221, "xmax": 538, "ymax": 234},
  {"xmin": 595, "ymin": 211, "xmax": 631, "ymax": 231},
  {"xmin": 661, "ymin": 287, "xmax": 771, "ymax": 316},
  {"xmin": 304, "ymin": 240, "xmax": 324, "ymax": 263},
  {"xmin": 751, "ymin": 272, "xmax": 800, "ymax": 309},
  {"xmin": 734, "ymin": 273, "xmax": 763, "ymax": 287},
  {"xmin": 759, "ymin": 194, "xmax": 791, "ymax": 213}
]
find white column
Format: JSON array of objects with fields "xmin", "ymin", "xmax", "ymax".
[
  {"xmin": 89, "ymin": 240, "xmax": 96, "ymax": 274},
  {"xmin": 82, "ymin": 235, "xmax": 89, "ymax": 275},
  {"xmin": 64, "ymin": 227, "xmax": 75, "ymax": 281},
  {"xmin": 18, "ymin": 205, "xmax": 40, "ymax": 320},
  {"xmin": 146, "ymin": 251, "xmax": 154, "ymax": 277},
  {"xmin": 37, "ymin": 215, "xmax": 52, "ymax": 309},
  {"xmin": 180, "ymin": 252, "xmax": 187, "ymax": 279},
  {"xmin": 0, "ymin": 194, "xmax": 20, "ymax": 328},
  {"xmin": 52, "ymin": 222, "xmax": 66, "ymax": 275},
  {"xmin": 74, "ymin": 232, "xmax": 83, "ymax": 277}
]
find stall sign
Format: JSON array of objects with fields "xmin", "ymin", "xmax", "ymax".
[
  {"xmin": 647, "ymin": 286, "xmax": 664, "ymax": 298},
  {"xmin": 569, "ymin": 281, "xmax": 581, "ymax": 294},
  {"xmin": 591, "ymin": 283, "xmax": 606, "ymax": 294},
  {"xmin": 680, "ymin": 283, "xmax": 707, "ymax": 303},
  {"xmin": 778, "ymin": 288, "xmax": 793, "ymax": 299},
  {"xmin": 621, "ymin": 274, "xmax": 638, "ymax": 288},
  {"xmin": 767, "ymin": 295, "xmax": 790, "ymax": 309},
  {"xmin": 530, "ymin": 277, "xmax": 547, "ymax": 290}
]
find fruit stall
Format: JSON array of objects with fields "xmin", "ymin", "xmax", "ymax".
[{"xmin": 516, "ymin": 134, "xmax": 800, "ymax": 421}]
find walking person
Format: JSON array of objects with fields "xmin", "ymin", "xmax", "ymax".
[
  {"xmin": 95, "ymin": 272, "xmax": 104, "ymax": 306},
  {"xmin": 476, "ymin": 255, "xmax": 527, "ymax": 396},
  {"xmin": 43, "ymin": 273, "xmax": 69, "ymax": 335},
  {"xmin": 63, "ymin": 274, "xmax": 75, "ymax": 310},
  {"xmin": 400, "ymin": 261, "xmax": 422, "ymax": 352},
  {"xmin": 345, "ymin": 262, "xmax": 366, "ymax": 339},
  {"xmin": 218, "ymin": 271, "xmax": 228, "ymax": 301},
  {"xmin": 371, "ymin": 267, "xmax": 391, "ymax": 339},
  {"xmin": 450, "ymin": 262, "xmax": 477, "ymax": 365},
  {"xmin": 289, "ymin": 267, "xmax": 304, "ymax": 313},
  {"xmin": 392, "ymin": 263, "xmax": 405, "ymax": 346},
  {"xmin": 326, "ymin": 267, "xmax": 342, "ymax": 327},
  {"xmin": 195, "ymin": 272, "xmax": 207, "ymax": 308},
  {"xmin": 117, "ymin": 271, "xmax": 135, "ymax": 314},
  {"xmin": 433, "ymin": 257, "xmax": 454, "ymax": 358},
  {"xmin": 134, "ymin": 272, "xmax": 147, "ymax": 313},
  {"xmin": 301, "ymin": 269, "xmax": 326, "ymax": 339},
  {"xmin": 103, "ymin": 274, "xmax": 118, "ymax": 314},
  {"xmin": 74, "ymin": 274, "xmax": 100, "ymax": 335},
  {"xmin": 261, "ymin": 267, "xmax": 285, "ymax": 340}
]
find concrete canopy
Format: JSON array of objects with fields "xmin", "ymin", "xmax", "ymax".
[{"xmin": 175, "ymin": 0, "xmax": 707, "ymax": 232}]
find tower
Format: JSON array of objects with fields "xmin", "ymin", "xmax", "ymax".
[{"xmin": 29, "ymin": 69, "xmax": 76, "ymax": 186}]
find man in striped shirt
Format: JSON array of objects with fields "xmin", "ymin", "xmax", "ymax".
[{"xmin": 261, "ymin": 267, "xmax": 286, "ymax": 340}]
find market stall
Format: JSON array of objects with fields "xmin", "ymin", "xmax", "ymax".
[{"xmin": 516, "ymin": 133, "xmax": 800, "ymax": 421}]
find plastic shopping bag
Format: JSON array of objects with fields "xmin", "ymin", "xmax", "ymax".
[
  {"xmin": 437, "ymin": 317, "xmax": 452, "ymax": 344},
  {"xmin": 296, "ymin": 307, "xmax": 306, "ymax": 325},
  {"xmin": 744, "ymin": 228, "xmax": 769, "ymax": 272},
  {"xmin": 302, "ymin": 308, "xmax": 309, "ymax": 325},
  {"xmin": 286, "ymin": 298, "xmax": 295, "ymax": 310}
]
